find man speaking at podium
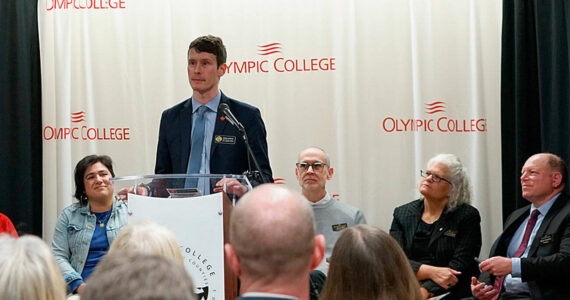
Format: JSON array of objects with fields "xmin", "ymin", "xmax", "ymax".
[{"xmin": 155, "ymin": 35, "xmax": 273, "ymax": 195}]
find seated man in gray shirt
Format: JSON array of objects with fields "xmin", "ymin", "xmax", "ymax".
[{"xmin": 295, "ymin": 146, "xmax": 367, "ymax": 273}]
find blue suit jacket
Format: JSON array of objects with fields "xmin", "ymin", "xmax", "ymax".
[{"xmin": 155, "ymin": 92, "xmax": 273, "ymax": 186}]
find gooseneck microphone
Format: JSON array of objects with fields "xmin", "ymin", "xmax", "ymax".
[
  {"xmin": 219, "ymin": 103, "xmax": 245, "ymax": 133},
  {"xmin": 218, "ymin": 103, "xmax": 268, "ymax": 185}
]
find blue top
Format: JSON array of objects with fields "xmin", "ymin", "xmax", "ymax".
[{"xmin": 69, "ymin": 209, "xmax": 112, "ymax": 292}]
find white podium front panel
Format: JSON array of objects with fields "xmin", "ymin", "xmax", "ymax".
[{"xmin": 128, "ymin": 193, "xmax": 225, "ymax": 300}]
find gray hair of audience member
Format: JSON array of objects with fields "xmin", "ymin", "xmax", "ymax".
[
  {"xmin": 0, "ymin": 234, "xmax": 66, "ymax": 300},
  {"xmin": 81, "ymin": 252, "xmax": 196, "ymax": 300},
  {"xmin": 425, "ymin": 153, "xmax": 472, "ymax": 211},
  {"xmin": 320, "ymin": 225, "xmax": 422, "ymax": 300},
  {"xmin": 229, "ymin": 184, "xmax": 316, "ymax": 281},
  {"xmin": 108, "ymin": 220, "xmax": 184, "ymax": 264}
]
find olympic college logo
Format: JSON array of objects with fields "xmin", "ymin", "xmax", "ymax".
[
  {"xmin": 382, "ymin": 101, "xmax": 487, "ymax": 133},
  {"xmin": 182, "ymin": 246, "xmax": 219, "ymax": 300},
  {"xmin": 43, "ymin": 111, "xmax": 131, "ymax": 141},
  {"xmin": 225, "ymin": 42, "xmax": 336, "ymax": 74},
  {"xmin": 45, "ymin": 0, "xmax": 126, "ymax": 10}
]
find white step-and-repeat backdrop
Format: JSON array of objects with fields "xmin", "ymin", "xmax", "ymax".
[{"xmin": 39, "ymin": 0, "xmax": 503, "ymax": 257}]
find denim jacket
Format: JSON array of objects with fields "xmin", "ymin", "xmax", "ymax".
[{"xmin": 51, "ymin": 198, "xmax": 128, "ymax": 285}]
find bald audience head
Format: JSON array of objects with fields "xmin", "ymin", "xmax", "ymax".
[{"xmin": 225, "ymin": 184, "xmax": 325, "ymax": 299}]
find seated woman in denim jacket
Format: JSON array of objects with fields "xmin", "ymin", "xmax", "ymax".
[{"xmin": 51, "ymin": 154, "xmax": 128, "ymax": 294}]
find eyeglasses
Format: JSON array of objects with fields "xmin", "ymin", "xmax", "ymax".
[
  {"xmin": 420, "ymin": 170, "xmax": 452, "ymax": 185},
  {"xmin": 296, "ymin": 161, "xmax": 327, "ymax": 172}
]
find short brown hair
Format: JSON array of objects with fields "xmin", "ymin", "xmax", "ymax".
[
  {"xmin": 320, "ymin": 225, "xmax": 422, "ymax": 300},
  {"xmin": 188, "ymin": 35, "xmax": 227, "ymax": 67}
]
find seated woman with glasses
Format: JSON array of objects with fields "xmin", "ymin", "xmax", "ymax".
[{"xmin": 389, "ymin": 153, "xmax": 482, "ymax": 300}]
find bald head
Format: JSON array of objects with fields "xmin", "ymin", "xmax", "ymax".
[
  {"xmin": 521, "ymin": 153, "xmax": 567, "ymax": 205},
  {"xmin": 229, "ymin": 184, "xmax": 317, "ymax": 280},
  {"xmin": 298, "ymin": 146, "xmax": 330, "ymax": 166}
]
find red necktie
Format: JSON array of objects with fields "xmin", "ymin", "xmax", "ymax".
[{"xmin": 491, "ymin": 209, "xmax": 540, "ymax": 300}]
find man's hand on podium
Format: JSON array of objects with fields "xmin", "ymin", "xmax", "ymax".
[
  {"xmin": 214, "ymin": 178, "xmax": 248, "ymax": 196},
  {"xmin": 117, "ymin": 185, "xmax": 149, "ymax": 200}
]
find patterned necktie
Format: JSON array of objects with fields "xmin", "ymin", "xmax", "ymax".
[
  {"xmin": 491, "ymin": 209, "xmax": 540, "ymax": 300},
  {"xmin": 186, "ymin": 106, "xmax": 208, "ymax": 187}
]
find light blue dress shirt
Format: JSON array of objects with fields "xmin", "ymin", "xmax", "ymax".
[
  {"xmin": 503, "ymin": 193, "xmax": 560, "ymax": 295},
  {"xmin": 190, "ymin": 91, "xmax": 220, "ymax": 194}
]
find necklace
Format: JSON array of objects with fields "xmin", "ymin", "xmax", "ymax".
[{"xmin": 94, "ymin": 210, "xmax": 111, "ymax": 228}]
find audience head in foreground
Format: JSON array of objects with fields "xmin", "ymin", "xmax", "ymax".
[
  {"xmin": 0, "ymin": 234, "xmax": 66, "ymax": 300},
  {"xmin": 225, "ymin": 184, "xmax": 325, "ymax": 300},
  {"xmin": 320, "ymin": 225, "xmax": 422, "ymax": 300},
  {"xmin": 108, "ymin": 219, "xmax": 184, "ymax": 264},
  {"xmin": 81, "ymin": 252, "xmax": 196, "ymax": 300}
]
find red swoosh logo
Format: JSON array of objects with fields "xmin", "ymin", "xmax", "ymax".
[
  {"xmin": 258, "ymin": 43, "xmax": 282, "ymax": 56},
  {"xmin": 71, "ymin": 111, "xmax": 86, "ymax": 123},
  {"xmin": 425, "ymin": 102, "xmax": 446, "ymax": 114}
]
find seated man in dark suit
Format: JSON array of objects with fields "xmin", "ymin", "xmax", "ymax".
[
  {"xmin": 224, "ymin": 184, "xmax": 325, "ymax": 300},
  {"xmin": 155, "ymin": 35, "xmax": 273, "ymax": 196},
  {"xmin": 471, "ymin": 153, "xmax": 570, "ymax": 300}
]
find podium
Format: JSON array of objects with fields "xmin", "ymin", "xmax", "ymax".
[{"xmin": 111, "ymin": 174, "xmax": 252, "ymax": 300}]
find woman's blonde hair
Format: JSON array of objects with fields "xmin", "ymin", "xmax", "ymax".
[
  {"xmin": 0, "ymin": 234, "xmax": 66, "ymax": 300},
  {"xmin": 109, "ymin": 220, "xmax": 184, "ymax": 264},
  {"xmin": 320, "ymin": 225, "xmax": 422, "ymax": 300}
]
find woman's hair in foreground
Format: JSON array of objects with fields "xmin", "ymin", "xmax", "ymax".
[
  {"xmin": 108, "ymin": 219, "xmax": 184, "ymax": 264},
  {"xmin": 0, "ymin": 234, "xmax": 66, "ymax": 300},
  {"xmin": 319, "ymin": 225, "xmax": 422, "ymax": 300}
]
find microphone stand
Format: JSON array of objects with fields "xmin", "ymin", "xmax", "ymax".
[
  {"xmin": 220, "ymin": 103, "xmax": 268, "ymax": 185},
  {"xmin": 235, "ymin": 126, "xmax": 268, "ymax": 185}
]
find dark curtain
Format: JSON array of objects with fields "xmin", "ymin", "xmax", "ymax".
[
  {"xmin": 0, "ymin": 0, "xmax": 43, "ymax": 236},
  {"xmin": 501, "ymin": 0, "xmax": 570, "ymax": 221}
]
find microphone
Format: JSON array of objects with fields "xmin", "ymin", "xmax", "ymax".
[
  {"xmin": 219, "ymin": 103, "xmax": 245, "ymax": 132},
  {"xmin": 218, "ymin": 102, "xmax": 268, "ymax": 184}
]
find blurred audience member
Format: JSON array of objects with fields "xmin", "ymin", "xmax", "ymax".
[
  {"xmin": 0, "ymin": 212, "xmax": 18, "ymax": 237},
  {"xmin": 108, "ymin": 219, "xmax": 183, "ymax": 264},
  {"xmin": 0, "ymin": 234, "xmax": 66, "ymax": 300},
  {"xmin": 81, "ymin": 252, "xmax": 196, "ymax": 300},
  {"xmin": 224, "ymin": 184, "xmax": 325, "ymax": 300},
  {"xmin": 320, "ymin": 224, "xmax": 422, "ymax": 300}
]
